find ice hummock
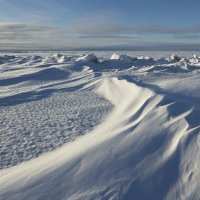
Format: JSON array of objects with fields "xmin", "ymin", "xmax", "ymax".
[
  {"xmin": 110, "ymin": 53, "xmax": 134, "ymax": 62},
  {"xmin": 170, "ymin": 53, "xmax": 181, "ymax": 61},
  {"xmin": 76, "ymin": 53, "xmax": 98, "ymax": 63}
]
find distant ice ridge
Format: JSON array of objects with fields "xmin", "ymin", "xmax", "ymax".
[{"xmin": 0, "ymin": 52, "xmax": 200, "ymax": 67}]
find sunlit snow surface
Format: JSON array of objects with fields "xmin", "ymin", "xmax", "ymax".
[{"xmin": 0, "ymin": 51, "xmax": 200, "ymax": 200}]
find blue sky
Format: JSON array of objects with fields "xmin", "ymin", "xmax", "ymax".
[{"xmin": 0, "ymin": 0, "xmax": 200, "ymax": 50}]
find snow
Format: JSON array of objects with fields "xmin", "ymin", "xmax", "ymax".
[
  {"xmin": 0, "ymin": 91, "xmax": 111, "ymax": 169},
  {"xmin": 76, "ymin": 53, "xmax": 98, "ymax": 63},
  {"xmin": 170, "ymin": 53, "xmax": 181, "ymax": 61},
  {"xmin": 110, "ymin": 53, "xmax": 134, "ymax": 62},
  {"xmin": 0, "ymin": 52, "xmax": 200, "ymax": 199}
]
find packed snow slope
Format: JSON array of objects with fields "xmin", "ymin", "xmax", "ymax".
[{"xmin": 0, "ymin": 52, "xmax": 200, "ymax": 200}]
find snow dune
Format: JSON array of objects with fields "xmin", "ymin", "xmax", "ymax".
[{"xmin": 0, "ymin": 52, "xmax": 200, "ymax": 199}]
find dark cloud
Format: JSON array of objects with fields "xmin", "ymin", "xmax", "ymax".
[
  {"xmin": 0, "ymin": 23, "xmax": 62, "ymax": 43},
  {"xmin": 69, "ymin": 42, "xmax": 200, "ymax": 51},
  {"xmin": 78, "ymin": 35, "xmax": 138, "ymax": 39},
  {"xmin": 0, "ymin": 23, "xmax": 57, "ymax": 33},
  {"xmin": 174, "ymin": 35, "xmax": 200, "ymax": 40}
]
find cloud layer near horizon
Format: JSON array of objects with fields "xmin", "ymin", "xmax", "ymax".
[{"xmin": 1, "ymin": 21, "xmax": 200, "ymax": 50}]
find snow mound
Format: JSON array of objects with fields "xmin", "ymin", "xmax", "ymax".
[
  {"xmin": 30, "ymin": 55, "xmax": 42, "ymax": 61},
  {"xmin": 25, "ymin": 55, "xmax": 43, "ymax": 65},
  {"xmin": 110, "ymin": 53, "xmax": 135, "ymax": 63},
  {"xmin": 170, "ymin": 53, "xmax": 181, "ymax": 61},
  {"xmin": 43, "ymin": 53, "xmax": 67, "ymax": 63},
  {"xmin": 193, "ymin": 54, "xmax": 198, "ymax": 58},
  {"xmin": 76, "ymin": 53, "xmax": 98, "ymax": 63},
  {"xmin": 190, "ymin": 55, "xmax": 199, "ymax": 64},
  {"xmin": 137, "ymin": 56, "xmax": 152, "ymax": 60},
  {"xmin": 0, "ymin": 55, "xmax": 16, "ymax": 64}
]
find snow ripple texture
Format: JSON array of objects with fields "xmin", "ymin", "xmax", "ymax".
[
  {"xmin": 0, "ymin": 91, "xmax": 112, "ymax": 169},
  {"xmin": 0, "ymin": 91, "xmax": 111, "ymax": 168}
]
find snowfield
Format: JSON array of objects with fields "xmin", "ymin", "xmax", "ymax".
[{"xmin": 0, "ymin": 51, "xmax": 200, "ymax": 200}]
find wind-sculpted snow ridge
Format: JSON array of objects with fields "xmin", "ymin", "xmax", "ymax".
[{"xmin": 0, "ymin": 52, "xmax": 200, "ymax": 199}]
